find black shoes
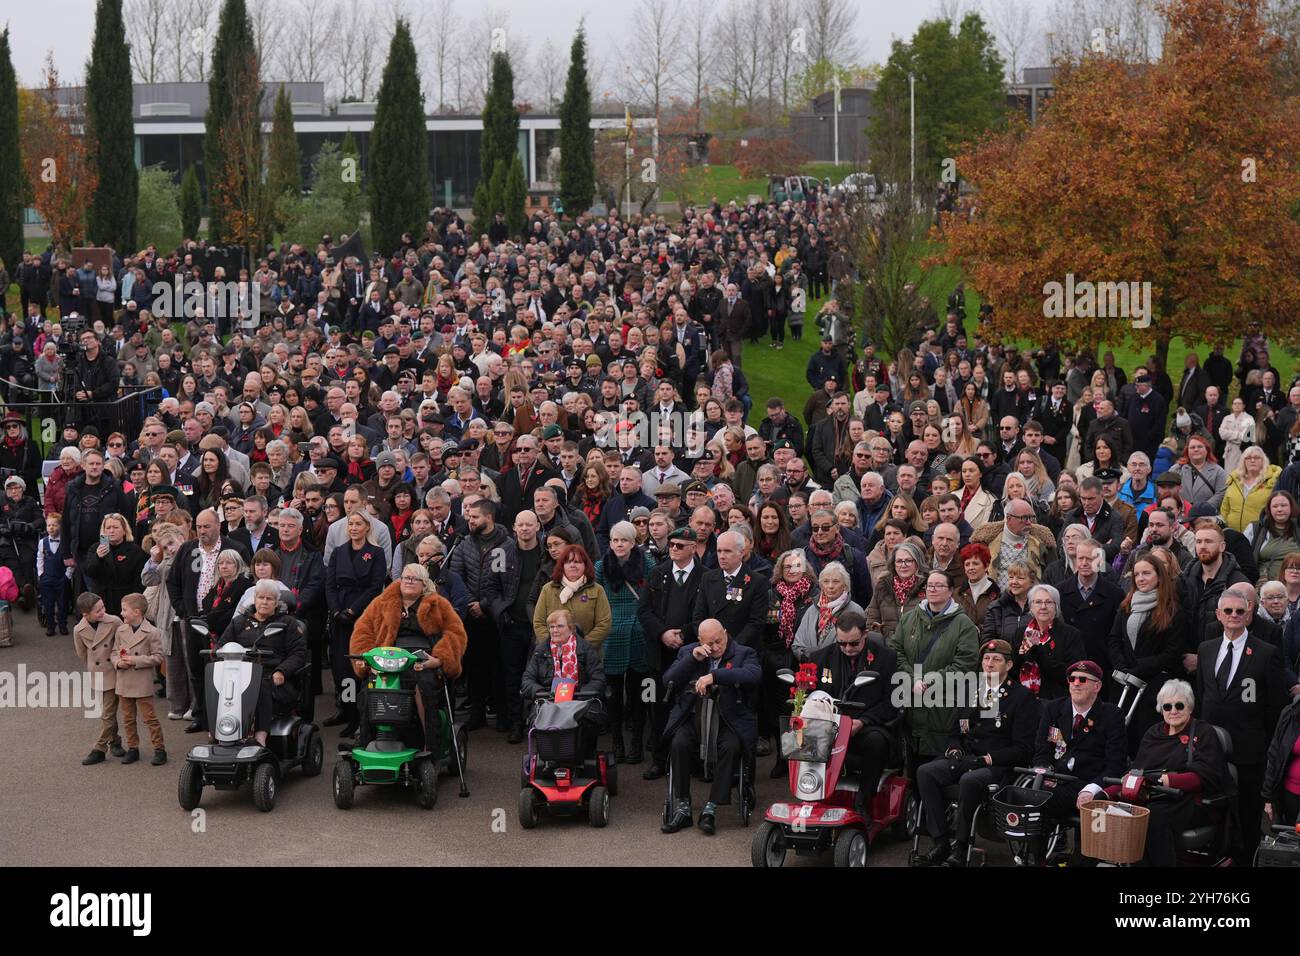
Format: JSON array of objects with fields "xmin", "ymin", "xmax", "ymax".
[
  {"xmin": 921, "ymin": 838, "xmax": 952, "ymax": 865},
  {"xmin": 321, "ymin": 710, "xmax": 348, "ymax": 727},
  {"xmin": 185, "ymin": 721, "xmax": 204, "ymax": 734},
  {"xmin": 109, "ymin": 741, "xmax": 126, "ymax": 757},
  {"xmin": 947, "ymin": 842, "xmax": 968, "ymax": 867},
  {"xmin": 625, "ymin": 738, "xmax": 644, "ymax": 765},
  {"xmin": 507, "ymin": 722, "xmax": 524, "ymax": 745},
  {"xmin": 699, "ymin": 811, "xmax": 716, "ymax": 836},
  {"xmin": 642, "ymin": 764, "xmax": 666, "ymax": 781},
  {"xmin": 81, "ymin": 750, "xmax": 105, "ymax": 765},
  {"xmin": 121, "ymin": 748, "xmax": 140, "ymax": 765},
  {"xmin": 661, "ymin": 806, "xmax": 693, "ymax": 834},
  {"xmin": 45, "ymin": 627, "xmax": 54, "ymax": 636},
  {"xmin": 59, "ymin": 625, "xmax": 69, "ymax": 636},
  {"xmin": 151, "ymin": 749, "xmax": 168, "ymax": 766}
]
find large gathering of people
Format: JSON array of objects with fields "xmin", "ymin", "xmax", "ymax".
[{"xmin": 3, "ymin": 190, "xmax": 1299, "ymax": 866}]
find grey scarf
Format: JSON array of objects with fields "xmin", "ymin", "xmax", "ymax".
[{"xmin": 1126, "ymin": 588, "xmax": 1159, "ymax": 648}]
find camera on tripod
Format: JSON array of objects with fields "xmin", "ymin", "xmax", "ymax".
[{"xmin": 59, "ymin": 314, "xmax": 89, "ymax": 358}]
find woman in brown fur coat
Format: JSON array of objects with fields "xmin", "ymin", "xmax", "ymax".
[{"xmin": 350, "ymin": 563, "xmax": 468, "ymax": 751}]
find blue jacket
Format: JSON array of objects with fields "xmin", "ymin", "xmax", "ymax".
[{"xmin": 663, "ymin": 640, "xmax": 761, "ymax": 750}]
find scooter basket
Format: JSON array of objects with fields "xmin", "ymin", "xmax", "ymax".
[
  {"xmin": 1255, "ymin": 832, "xmax": 1300, "ymax": 867},
  {"xmin": 1079, "ymin": 800, "xmax": 1150, "ymax": 865},
  {"xmin": 365, "ymin": 688, "xmax": 415, "ymax": 724},
  {"xmin": 991, "ymin": 785, "xmax": 1055, "ymax": 838},
  {"xmin": 533, "ymin": 726, "xmax": 586, "ymax": 763},
  {"xmin": 779, "ymin": 717, "xmax": 835, "ymax": 763}
]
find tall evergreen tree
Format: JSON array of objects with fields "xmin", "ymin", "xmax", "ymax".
[
  {"xmin": 204, "ymin": 0, "xmax": 259, "ymax": 245},
  {"xmin": 369, "ymin": 19, "xmax": 430, "ymax": 255},
  {"xmin": 481, "ymin": 52, "xmax": 519, "ymax": 184},
  {"xmin": 505, "ymin": 156, "xmax": 526, "ymax": 238},
  {"xmin": 0, "ymin": 30, "xmax": 22, "ymax": 275},
  {"xmin": 557, "ymin": 27, "xmax": 594, "ymax": 218},
  {"xmin": 267, "ymin": 85, "xmax": 301, "ymax": 235},
  {"xmin": 179, "ymin": 165, "xmax": 202, "ymax": 241},
  {"xmin": 86, "ymin": 0, "xmax": 138, "ymax": 250}
]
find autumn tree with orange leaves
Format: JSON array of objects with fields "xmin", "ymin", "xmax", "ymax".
[
  {"xmin": 939, "ymin": 0, "xmax": 1300, "ymax": 366},
  {"xmin": 21, "ymin": 56, "xmax": 98, "ymax": 252}
]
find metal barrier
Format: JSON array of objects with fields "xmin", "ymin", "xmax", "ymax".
[{"xmin": 2, "ymin": 386, "xmax": 163, "ymax": 454}]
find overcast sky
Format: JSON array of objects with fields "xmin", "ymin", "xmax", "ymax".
[{"xmin": 3, "ymin": 0, "xmax": 1064, "ymax": 88}]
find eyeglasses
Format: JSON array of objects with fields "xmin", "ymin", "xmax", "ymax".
[
  {"xmin": 811, "ymin": 524, "xmax": 834, "ymax": 532},
  {"xmin": 1161, "ymin": 701, "xmax": 1187, "ymax": 712},
  {"xmin": 1067, "ymin": 675, "xmax": 1098, "ymax": 684},
  {"xmin": 1220, "ymin": 607, "xmax": 1248, "ymax": 616},
  {"xmin": 632, "ymin": 518, "xmax": 649, "ymax": 524},
  {"xmin": 925, "ymin": 582, "xmax": 949, "ymax": 590}
]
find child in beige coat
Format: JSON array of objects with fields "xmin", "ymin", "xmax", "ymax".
[
  {"xmin": 112, "ymin": 593, "xmax": 167, "ymax": 765},
  {"xmin": 72, "ymin": 591, "xmax": 125, "ymax": 765}
]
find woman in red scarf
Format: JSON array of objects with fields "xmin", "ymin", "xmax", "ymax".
[
  {"xmin": 574, "ymin": 461, "xmax": 611, "ymax": 531},
  {"xmin": 521, "ymin": 608, "xmax": 606, "ymax": 698},
  {"xmin": 761, "ymin": 550, "xmax": 820, "ymax": 775},
  {"xmin": 1013, "ymin": 583, "xmax": 1084, "ymax": 700},
  {"xmin": 386, "ymin": 483, "xmax": 418, "ymax": 543},
  {"xmin": 343, "ymin": 435, "xmax": 375, "ymax": 486}
]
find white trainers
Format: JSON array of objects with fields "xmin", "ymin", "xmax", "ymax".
[
  {"xmin": 182, "ymin": 708, "xmax": 193, "ymax": 720},
  {"xmin": 167, "ymin": 711, "xmax": 184, "ymax": 720}
]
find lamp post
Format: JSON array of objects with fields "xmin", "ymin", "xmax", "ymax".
[
  {"xmin": 833, "ymin": 75, "xmax": 841, "ymax": 166},
  {"xmin": 908, "ymin": 71, "xmax": 916, "ymax": 192}
]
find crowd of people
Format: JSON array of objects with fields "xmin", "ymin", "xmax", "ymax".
[{"xmin": 2, "ymin": 187, "xmax": 1299, "ymax": 864}]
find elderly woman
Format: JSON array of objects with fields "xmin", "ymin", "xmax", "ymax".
[
  {"xmin": 954, "ymin": 541, "xmax": 1000, "ymax": 626},
  {"xmin": 532, "ymin": 544, "xmax": 612, "ymax": 651},
  {"xmin": 1220, "ymin": 445, "xmax": 1278, "ymax": 533},
  {"xmin": 1010, "ymin": 583, "xmax": 1085, "ymax": 701},
  {"xmin": 142, "ymin": 523, "xmax": 190, "ymax": 720},
  {"xmin": 865, "ymin": 540, "xmax": 927, "ymax": 639},
  {"xmin": 521, "ymin": 608, "xmax": 607, "ymax": 698},
  {"xmin": 200, "ymin": 548, "xmax": 254, "ymax": 641},
  {"xmin": 218, "ymin": 580, "xmax": 308, "ymax": 746},
  {"xmin": 792, "ymin": 562, "xmax": 865, "ymax": 660},
  {"xmin": 44, "ymin": 446, "xmax": 82, "ymax": 517},
  {"xmin": 1104, "ymin": 680, "xmax": 1234, "ymax": 866},
  {"xmin": 1043, "ymin": 522, "xmax": 1091, "ymax": 587},
  {"xmin": 596, "ymin": 521, "xmax": 653, "ymax": 763},
  {"xmin": 350, "ymin": 562, "xmax": 468, "ymax": 753}
]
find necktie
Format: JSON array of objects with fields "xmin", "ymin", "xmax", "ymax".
[
  {"xmin": 1071, "ymin": 713, "xmax": 1084, "ymax": 736},
  {"xmin": 659, "ymin": 471, "xmax": 667, "ymax": 484},
  {"xmin": 675, "ymin": 569, "xmax": 686, "ymax": 586},
  {"xmin": 1216, "ymin": 642, "xmax": 1234, "ymax": 692}
]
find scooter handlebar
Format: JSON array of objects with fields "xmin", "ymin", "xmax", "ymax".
[
  {"xmin": 1102, "ymin": 775, "xmax": 1184, "ymax": 798},
  {"xmin": 1014, "ymin": 766, "xmax": 1078, "ymax": 783}
]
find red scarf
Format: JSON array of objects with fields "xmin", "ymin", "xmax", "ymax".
[
  {"xmin": 1018, "ymin": 618, "xmax": 1050, "ymax": 696},
  {"xmin": 960, "ymin": 484, "xmax": 978, "ymax": 511},
  {"xmin": 774, "ymin": 577, "xmax": 812, "ymax": 648},
  {"xmin": 892, "ymin": 575, "xmax": 918, "ymax": 607},
  {"xmin": 552, "ymin": 635, "xmax": 578, "ymax": 681},
  {"xmin": 808, "ymin": 532, "xmax": 845, "ymax": 563},
  {"xmin": 347, "ymin": 458, "xmax": 370, "ymax": 482}
]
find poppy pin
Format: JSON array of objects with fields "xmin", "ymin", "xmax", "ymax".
[
  {"xmin": 1245, "ymin": 646, "xmax": 1253, "ymax": 656},
  {"xmin": 725, "ymin": 661, "xmax": 732, "ymax": 669},
  {"xmin": 1179, "ymin": 734, "xmax": 1190, "ymax": 745},
  {"xmin": 362, "ymin": 553, "xmax": 372, "ymax": 561}
]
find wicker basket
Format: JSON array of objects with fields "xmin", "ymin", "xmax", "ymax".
[{"xmin": 1079, "ymin": 800, "xmax": 1151, "ymax": 864}]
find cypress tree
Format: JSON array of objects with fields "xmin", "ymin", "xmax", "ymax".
[
  {"xmin": 481, "ymin": 52, "xmax": 519, "ymax": 183},
  {"xmin": 369, "ymin": 19, "xmax": 430, "ymax": 256},
  {"xmin": 267, "ymin": 85, "xmax": 301, "ymax": 234},
  {"xmin": 204, "ymin": 0, "xmax": 259, "ymax": 245},
  {"xmin": 86, "ymin": 0, "xmax": 138, "ymax": 250},
  {"xmin": 0, "ymin": 29, "xmax": 22, "ymax": 275},
  {"xmin": 557, "ymin": 27, "xmax": 594, "ymax": 218},
  {"xmin": 505, "ymin": 156, "xmax": 526, "ymax": 238},
  {"xmin": 179, "ymin": 165, "xmax": 202, "ymax": 241}
]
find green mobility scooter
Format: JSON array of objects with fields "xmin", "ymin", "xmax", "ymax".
[{"xmin": 332, "ymin": 646, "xmax": 469, "ymax": 809}]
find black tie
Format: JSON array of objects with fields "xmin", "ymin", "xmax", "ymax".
[
  {"xmin": 675, "ymin": 569, "xmax": 686, "ymax": 586},
  {"xmin": 1216, "ymin": 643, "xmax": 1234, "ymax": 692}
]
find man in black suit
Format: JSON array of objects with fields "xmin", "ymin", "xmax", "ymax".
[
  {"xmin": 495, "ymin": 434, "xmax": 558, "ymax": 527},
  {"xmin": 719, "ymin": 282, "xmax": 751, "ymax": 368},
  {"xmin": 916, "ymin": 639, "xmax": 1040, "ymax": 865},
  {"xmin": 274, "ymin": 507, "xmax": 327, "ymax": 693},
  {"xmin": 1195, "ymin": 589, "xmax": 1288, "ymax": 862},
  {"xmin": 638, "ymin": 526, "xmax": 706, "ymax": 780},
  {"xmin": 1058, "ymin": 538, "xmax": 1124, "ymax": 665},
  {"xmin": 685, "ymin": 530, "xmax": 769, "ymax": 651},
  {"xmin": 806, "ymin": 613, "xmax": 900, "ymax": 817},
  {"xmin": 1063, "ymin": 477, "xmax": 1126, "ymax": 560},
  {"xmin": 1031, "ymin": 660, "xmax": 1126, "ymax": 821}
]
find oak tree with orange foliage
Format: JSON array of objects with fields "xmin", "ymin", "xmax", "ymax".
[
  {"xmin": 939, "ymin": 0, "xmax": 1300, "ymax": 365},
  {"xmin": 21, "ymin": 56, "xmax": 98, "ymax": 252}
]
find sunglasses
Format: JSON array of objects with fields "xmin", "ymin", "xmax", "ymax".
[
  {"xmin": 836, "ymin": 640, "xmax": 863, "ymax": 649},
  {"xmin": 668, "ymin": 541, "xmax": 691, "ymax": 549},
  {"xmin": 1221, "ymin": 607, "xmax": 1247, "ymax": 616},
  {"xmin": 1067, "ymin": 675, "xmax": 1098, "ymax": 684},
  {"xmin": 1161, "ymin": 701, "xmax": 1187, "ymax": 712},
  {"xmin": 811, "ymin": 524, "xmax": 834, "ymax": 532}
]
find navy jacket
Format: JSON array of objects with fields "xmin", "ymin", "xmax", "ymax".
[
  {"xmin": 663, "ymin": 640, "xmax": 761, "ymax": 749},
  {"xmin": 1031, "ymin": 696, "xmax": 1126, "ymax": 790},
  {"xmin": 326, "ymin": 541, "xmax": 387, "ymax": 617}
]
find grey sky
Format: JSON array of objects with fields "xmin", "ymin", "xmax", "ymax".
[{"xmin": 3, "ymin": 0, "xmax": 1063, "ymax": 90}]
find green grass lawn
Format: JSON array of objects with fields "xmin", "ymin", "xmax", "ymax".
[{"xmin": 664, "ymin": 162, "xmax": 859, "ymax": 206}]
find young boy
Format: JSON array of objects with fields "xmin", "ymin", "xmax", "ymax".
[
  {"xmin": 72, "ymin": 591, "xmax": 125, "ymax": 765},
  {"xmin": 112, "ymin": 593, "xmax": 166, "ymax": 765},
  {"xmin": 37, "ymin": 511, "xmax": 71, "ymax": 636}
]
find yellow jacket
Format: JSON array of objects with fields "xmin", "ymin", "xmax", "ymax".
[{"xmin": 1220, "ymin": 464, "xmax": 1280, "ymax": 532}]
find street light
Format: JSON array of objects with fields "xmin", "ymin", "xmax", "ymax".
[{"xmin": 908, "ymin": 72, "xmax": 916, "ymax": 192}]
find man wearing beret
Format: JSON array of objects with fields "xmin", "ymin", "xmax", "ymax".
[
  {"xmin": 915, "ymin": 639, "xmax": 1040, "ymax": 865},
  {"xmin": 1030, "ymin": 660, "xmax": 1126, "ymax": 822},
  {"xmin": 639, "ymin": 526, "xmax": 707, "ymax": 780}
]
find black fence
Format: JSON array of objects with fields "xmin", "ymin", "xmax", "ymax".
[{"xmin": 3, "ymin": 386, "xmax": 163, "ymax": 455}]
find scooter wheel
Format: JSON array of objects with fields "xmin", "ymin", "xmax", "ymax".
[
  {"xmin": 587, "ymin": 785, "xmax": 610, "ymax": 828},
  {"xmin": 605, "ymin": 761, "xmax": 619, "ymax": 797},
  {"xmin": 301, "ymin": 734, "xmax": 324, "ymax": 778},
  {"xmin": 252, "ymin": 763, "xmax": 277, "ymax": 812},
  {"xmin": 834, "ymin": 829, "xmax": 868, "ymax": 868},
  {"xmin": 333, "ymin": 761, "xmax": 355, "ymax": 810},
  {"xmin": 751, "ymin": 821, "xmax": 787, "ymax": 868},
  {"xmin": 893, "ymin": 789, "xmax": 920, "ymax": 840},
  {"xmin": 178, "ymin": 761, "xmax": 203, "ymax": 811},
  {"xmin": 518, "ymin": 787, "xmax": 540, "ymax": 829},
  {"xmin": 416, "ymin": 759, "xmax": 439, "ymax": 810}
]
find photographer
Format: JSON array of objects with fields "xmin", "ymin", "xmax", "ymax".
[
  {"xmin": 71, "ymin": 328, "xmax": 119, "ymax": 432},
  {"xmin": 0, "ymin": 474, "xmax": 43, "ymax": 608}
]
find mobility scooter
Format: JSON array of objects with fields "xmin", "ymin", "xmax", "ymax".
[
  {"xmin": 332, "ymin": 645, "xmax": 469, "ymax": 810},
  {"xmin": 751, "ymin": 670, "xmax": 911, "ymax": 867},
  {"xmin": 178, "ymin": 617, "xmax": 323, "ymax": 812},
  {"xmin": 518, "ymin": 681, "xmax": 616, "ymax": 828}
]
